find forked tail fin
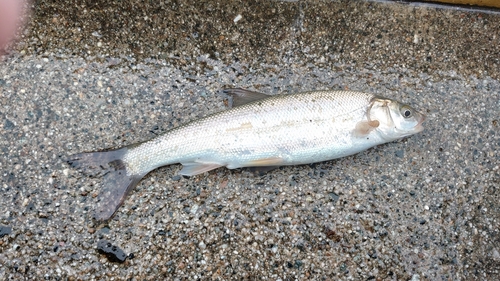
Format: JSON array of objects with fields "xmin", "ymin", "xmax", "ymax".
[{"xmin": 66, "ymin": 147, "xmax": 145, "ymax": 222}]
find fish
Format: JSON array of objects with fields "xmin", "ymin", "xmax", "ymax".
[{"xmin": 67, "ymin": 88, "xmax": 426, "ymax": 222}]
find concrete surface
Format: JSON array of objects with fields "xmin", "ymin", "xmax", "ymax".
[
  {"xmin": 421, "ymin": 0, "xmax": 500, "ymax": 9},
  {"xmin": 0, "ymin": 0, "xmax": 499, "ymax": 280}
]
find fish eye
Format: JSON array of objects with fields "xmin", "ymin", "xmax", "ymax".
[{"xmin": 400, "ymin": 106, "xmax": 412, "ymax": 118}]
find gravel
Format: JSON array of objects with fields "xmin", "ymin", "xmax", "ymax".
[{"xmin": 1, "ymin": 0, "xmax": 499, "ymax": 280}]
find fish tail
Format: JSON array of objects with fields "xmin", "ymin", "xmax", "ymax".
[{"xmin": 66, "ymin": 147, "xmax": 145, "ymax": 222}]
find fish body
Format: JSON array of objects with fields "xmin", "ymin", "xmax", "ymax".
[{"xmin": 68, "ymin": 89, "xmax": 425, "ymax": 221}]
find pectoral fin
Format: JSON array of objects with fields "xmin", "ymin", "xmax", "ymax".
[
  {"xmin": 223, "ymin": 88, "xmax": 270, "ymax": 107},
  {"xmin": 353, "ymin": 120, "xmax": 380, "ymax": 137}
]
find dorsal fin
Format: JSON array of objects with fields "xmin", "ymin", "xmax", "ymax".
[{"xmin": 223, "ymin": 88, "xmax": 270, "ymax": 107}]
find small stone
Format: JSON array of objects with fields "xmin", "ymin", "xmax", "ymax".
[
  {"xmin": 0, "ymin": 225, "xmax": 12, "ymax": 237},
  {"xmin": 233, "ymin": 14, "xmax": 243, "ymax": 23},
  {"xmin": 395, "ymin": 150, "xmax": 404, "ymax": 158},
  {"xmin": 97, "ymin": 240, "xmax": 127, "ymax": 263}
]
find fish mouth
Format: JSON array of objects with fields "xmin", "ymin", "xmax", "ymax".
[{"xmin": 415, "ymin": 113, "xmax": 426, "ymax": 133}]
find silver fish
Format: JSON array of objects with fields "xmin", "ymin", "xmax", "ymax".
[{"xmin": 67, "ymin": 88, "xmax": 425, "ymax": 221}]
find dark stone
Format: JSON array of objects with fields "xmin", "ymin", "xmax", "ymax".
[
  {"xmin": 100, "ymin": 227, "xmax": 110, "ymax": 234},
  {"xmin": 328, "ymin": 192, "xmax": 340, "ymax": 204},
  {"xmin": 395, "ymin": 150, "xmax": 404, "ymax": 158},
  {"xmin": 4, "ymin": 119, "xmax": 15, "ymax": 130},
  {"xmin": 0, "ymin": 225, "xmax": 12, "ymax": 237},
  {"xmin": 26, "ymin": 202, "xmax": 36, "ymax": 212},
  {"xmin": 97, "ymin": 240, "xmax": 127, "ymax": 263}
]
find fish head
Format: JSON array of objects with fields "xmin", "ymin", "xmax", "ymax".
[{"xmin": 370, "ymin": 98, "xmax": 426, "ymax": 141}]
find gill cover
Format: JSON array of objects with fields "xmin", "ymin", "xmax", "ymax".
[{"xmin": 368, "ymin": 97, "xmax": 425, "ymax": 141}]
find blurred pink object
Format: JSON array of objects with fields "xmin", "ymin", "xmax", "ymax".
[{"xmin": 0, "ymin": 0, "xmax": 27, "ymax": 54}]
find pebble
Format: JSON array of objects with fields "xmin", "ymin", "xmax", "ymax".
[{"xmin": 96, "ymin": 240, "xmax": 127, "ymax": 263}]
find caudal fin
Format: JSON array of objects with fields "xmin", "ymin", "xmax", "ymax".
[{"xmin": 66, "ymin": 147, "xmax": 145, "ymax": 222}]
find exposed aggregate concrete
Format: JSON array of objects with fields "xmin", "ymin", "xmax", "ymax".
[{"xmin": 0, "ymin": 0, "xmax": 499, "ymax": 280}]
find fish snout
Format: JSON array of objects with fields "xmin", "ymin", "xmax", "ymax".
[{"xmin": 414, "ymin": 111, "xmax": 426, "ymax": 133}]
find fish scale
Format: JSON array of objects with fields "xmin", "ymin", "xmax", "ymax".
[
  {"xmin": 67, "ymin": 88, "xmax": 425, "ymax": 221},
  {"xmin": 125, "ymin": 91, "xmax": 373, "ymax": 175}
]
